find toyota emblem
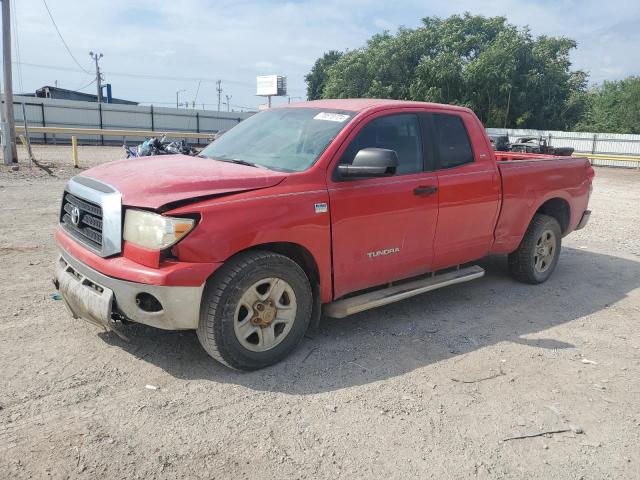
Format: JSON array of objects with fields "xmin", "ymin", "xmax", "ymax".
[{"xmin": 70, "ymin": 206, "xmax": 81, "ymax": 226}]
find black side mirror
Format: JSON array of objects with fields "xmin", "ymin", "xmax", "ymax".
[{"xmin": 337, "ymin": 148, "xmax": 398, "ymax": 178}]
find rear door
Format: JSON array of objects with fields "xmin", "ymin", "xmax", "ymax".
[
  {"xmin": 327, "ymin": 111, "xmax": 439, "ymax": 299},
  {"xmin": 425, "ymin": 111, "xmax": 501, "ymax": 270}
]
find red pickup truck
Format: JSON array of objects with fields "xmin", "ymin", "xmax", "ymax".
[{"xmin": 54, "ymin": 99, "xmax": 594, "ymax": 370}]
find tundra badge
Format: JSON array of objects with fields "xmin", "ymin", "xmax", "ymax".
[{"xmin": 367, "ymin": 247, "xmax": 400, "ymax": 258}]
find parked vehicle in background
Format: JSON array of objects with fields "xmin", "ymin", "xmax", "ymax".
[
  {"xmin": 511, "ymin": 136, "xmax": 575, "ymax": 156},
  {"xmin": 54, "ymin": 99, "xmax": 594, "ymax": 370},
  {"xmin": 488, "ymin": 134, "xmax": 511, "ymax": 151}
]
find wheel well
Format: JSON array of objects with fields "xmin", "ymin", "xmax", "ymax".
[
  {"xmin": 536, "ymin": 198, "xmax": 570, "ymax": 234},
  {"xmin": 249, "ymin": 242, "xmax": 320, "ymax": 286}
]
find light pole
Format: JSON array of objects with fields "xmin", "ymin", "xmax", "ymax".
[
  {"xmin": 176, "ymin": 89, "xmax": 186, "ymax": 108},
  {"xmin": 1, "ymin": 0, "xmax": 17, "ymax": 164},
  {"xmin": 89, "ymin": 51, "xmax": 104, "ymax": 103}
]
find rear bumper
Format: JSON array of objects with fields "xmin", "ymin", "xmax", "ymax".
[
  {"xmin": 575, "ymin": 210, "xmax": 591, "ymax": 230},
  {"xmin": 54, "ymin": 249, "xmax": 204, "ymax": 330}
]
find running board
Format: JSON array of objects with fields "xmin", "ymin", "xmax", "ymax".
[{"xmin": 324, "ymin": 265, "xmax": 485, "ymax": 318}]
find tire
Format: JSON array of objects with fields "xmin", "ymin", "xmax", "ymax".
[
  {"xmin": 508, "ymin": 214, "xmax": 562, "ymax": 284},
  {"xmin": 197, "ymin": 250, "xmax": 312, "ymax": 370},
  {"xmin": 553, "ymin": 147, "xmax": 575, "ymax": 157}
]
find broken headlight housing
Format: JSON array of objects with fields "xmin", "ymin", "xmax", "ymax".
[{"xmin": 123, "ymin": 209, "xmax": 195, "ymax": 250}]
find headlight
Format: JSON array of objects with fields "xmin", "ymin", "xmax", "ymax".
[{"xmin": 123, "ymin": 209, "xmax": 195, "ymax": 250}]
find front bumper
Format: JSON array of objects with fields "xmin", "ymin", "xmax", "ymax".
[
  {"xmin": 575, "ymin": 209, "xmax": 591, "ymax": 230},
  {"xmin": 54, "ymin": 249, "xmax": 204, "ymax": 330}
]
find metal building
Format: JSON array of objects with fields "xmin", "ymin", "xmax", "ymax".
[{"xmin": 33, "ymin": 85, "xmax": 138, "ymax": 105}]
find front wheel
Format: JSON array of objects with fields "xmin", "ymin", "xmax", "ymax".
[
  {"xmin": 508, "ymin": 214, "xmax": 562, "ymax": 284},
  {"xmin": 197, "ymin": 250, "xmax": 312, "ymax": 370}
]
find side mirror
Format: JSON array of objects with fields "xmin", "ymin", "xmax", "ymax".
[{"xmin": 337, "ymin": 148, "xmax": 398, "ymax": 178}]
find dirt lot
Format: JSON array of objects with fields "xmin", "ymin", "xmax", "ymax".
[{"xmin": 1, "ymin": 147, "xmax": 639, "ymax": 479}]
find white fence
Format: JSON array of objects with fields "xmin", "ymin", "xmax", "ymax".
[
  {"xmin": 486, "ymin": 127, "xmax": 640, "ymax": 168},
  {"xmin": 3, "ymin": 95, "xmax": 253, "ymax": 146},
  {"xmin": 486, "ymin": 127, "xmax": 640, "ymax": 156}
]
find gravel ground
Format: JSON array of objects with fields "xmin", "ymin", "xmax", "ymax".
[{"xmin": 1, "ymin": 148, "xmax": 639, "ymax": 479}]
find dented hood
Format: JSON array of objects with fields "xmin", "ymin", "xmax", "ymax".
[{"xmin": 81, "ymin": 155, "xmax": 287, "ymax": 209}]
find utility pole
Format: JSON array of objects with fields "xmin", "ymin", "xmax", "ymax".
[
  {"xmin": 89, "ymin": 51, "xmax": 104, "ymax": 103},
  {"xmin": 216, "ymin": 80, "xmax": 222, "ymax": 112},
  {"xmin": 176, "ymin": 89, "xmax": 185, "ymax": 108},
  {"xmin": 225, "ymin": 95, "xmax": 232, "ymax": 112},
  {"xmin": 1, "ymin": 0, "xmax": 17, "ymax": 164}
]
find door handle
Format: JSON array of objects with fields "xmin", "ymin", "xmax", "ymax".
[{"xmin": 413, "ymin": 185, "xmax": 438, "ymax": 196}]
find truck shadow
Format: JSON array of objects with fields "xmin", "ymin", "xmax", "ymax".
[{"xmin": 99, "ymin": 247, "xmax": 640, "ymax": 394}]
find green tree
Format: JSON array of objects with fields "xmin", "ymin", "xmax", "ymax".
[
  {"xmin": 576, "ymin": 77, "xmax": 640, "ymax": 134},
  {"xmin": 307, "ymin": 13, "xmax": 589, "ymax": 130},
  {"xmin": 305, "ymin": 50, "xmax": 343, "ymax": 100}
]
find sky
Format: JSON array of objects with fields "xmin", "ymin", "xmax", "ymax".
[{"xmin": 9, "ymin": 0, "xmax": 640, "ymax": 111}]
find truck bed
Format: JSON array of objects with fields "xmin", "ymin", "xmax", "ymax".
[
  {"xmin": 495, "ymin": 151, "xmax": 571, "ymax": 162},
  {"xmin": 491, "ymin": 152, "xmax": 593, "ymax": 254}
]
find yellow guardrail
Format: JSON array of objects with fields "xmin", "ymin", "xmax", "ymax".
[
  {"xmin": 14, "ymin": 125, "xmax": 214, "ymax": 140},
  {"xmin": 573, "ymin": 152, "xmax": 640, "ymax": 163},
  {"xmin": 13, "ymin": 126, "xmax": 215, "ymax": 169}
]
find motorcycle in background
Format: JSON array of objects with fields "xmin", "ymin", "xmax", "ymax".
[{"xmin": 124, "ymin": 135, "xmax": 198, "ymax": 158}]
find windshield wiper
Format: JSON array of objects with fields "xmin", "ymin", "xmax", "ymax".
[
  {"xmin": 224, "ymin": 158, "xmax": 265, "ymax": 168},
  {"xmin": 213, "ymin": 157, "xmax": 268, "ymax": 169},
  {"xmin": 197, "ymin": 153, "xmax": 270, "ymax": 169}
]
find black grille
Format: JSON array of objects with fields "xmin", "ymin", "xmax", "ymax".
[{"xmin": 60, "ymin": 192, "xmax": 103, "ymax": 251}]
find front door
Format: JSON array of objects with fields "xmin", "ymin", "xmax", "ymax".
[{"xmin": 327, "ymin": 112, "xmax": 439, "ymax": 299}]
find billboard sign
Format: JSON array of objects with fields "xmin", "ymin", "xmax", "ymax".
[{"xmin": 257, "ymin": 75, "xmax": 287, "ymax": 96}]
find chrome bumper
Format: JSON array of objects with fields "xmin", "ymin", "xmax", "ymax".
[
  {"xmin": 54, "ymin": 250, "xmax": 204, "ymax": 330},
  {"xmin": 575, "ymin": 210, "xmax": 591, "ymax": 230}
]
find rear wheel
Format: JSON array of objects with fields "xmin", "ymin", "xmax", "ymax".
[
  {"xmin": 197, "ymin": 250, "xmax": 312, "ymax": 370},
  {"xmin": 508, "ymin": 214, "xmax": 562, "ymax": 284}
]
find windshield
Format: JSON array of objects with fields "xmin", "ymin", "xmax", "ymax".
[{"xmin": 198, "ymin": 108, "xmax": 354, "ymax": 172}]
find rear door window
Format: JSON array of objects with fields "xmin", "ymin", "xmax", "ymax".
[{"xmin": 432, "ymin": 113, "xmax": 474, "ymax": 169}]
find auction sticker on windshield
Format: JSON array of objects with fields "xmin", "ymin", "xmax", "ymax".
[{"xmin": 314, "ymin": 112, "xmax": 350, "ymax": 122}]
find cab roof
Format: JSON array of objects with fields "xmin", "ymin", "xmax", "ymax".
[{"xmin": 281, "ymin": 98, "xmax": 473, "ymax": 114}]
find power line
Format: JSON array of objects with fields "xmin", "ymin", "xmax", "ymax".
[
  {"xmin": 109, "ymin": 71, "xmax": 254, "ymax": 87},
  {"xmin": 193, "ymin": 79, "xmax": 202, "ymax": 104},
  {"xmin": 137, "ymin": 100, "xmax": 256, "ymax": 110},
  {"xmin": 13, "ymin": 61, "xmax": 257, "ymax": 87},
  {"xmin": 13, "ymin": 60, "xmax": 308, "ymax": 95},
  {"xmin": 72, "ymin": 71, "xmax": 93, "ymax": 91},
  {"xmin": 41, "ymin": 0, "xmax": 90, "ymax": 74},
  {"xmin": 186, "ymin": 80, "xmax": 202, "ymax": 130},
  {"xmin": 76, "ymin": 77, "xmax": 96, "ymax": 92}
]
